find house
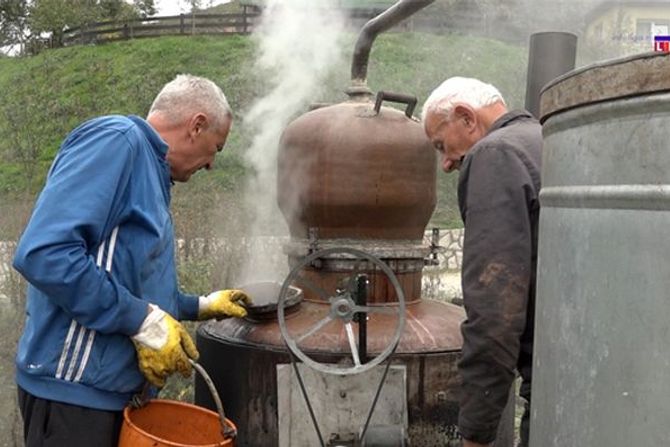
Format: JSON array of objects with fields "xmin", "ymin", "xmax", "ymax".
[{"xmin": 585, "ymin": 1, "xmax": 670, "ymax": 47}]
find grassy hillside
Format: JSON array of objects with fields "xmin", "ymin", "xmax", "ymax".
[{"xmin": 0, "ymin": 33, "xmax": 528, "ymax": 237}]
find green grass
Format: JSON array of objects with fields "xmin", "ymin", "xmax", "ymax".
[{"xmin": 0, "ymin": 32, "xmax": 528, "ymax": 232}]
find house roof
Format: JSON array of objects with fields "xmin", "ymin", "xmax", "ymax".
[
  {"xmin": 586, "ymin": 1, "xmax": 670, "ymax": 24},
  {"xmin": 239, "ymin": 0, "xmax": 395, "ymax": 8}
]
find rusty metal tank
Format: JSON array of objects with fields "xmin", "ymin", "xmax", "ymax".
[
  {"xmin": 195, "ymin": 1, "xmax": 511, "ymax": 445},
  {"xmin": 532, "ymin": 52, "xmax": 670, "ymax": 446}
]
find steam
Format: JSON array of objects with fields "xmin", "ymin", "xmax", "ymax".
[
  {"xmin": 236, "ymin": 0, "xmax": 346, "ymax": 286},
  {"xmin": 230, "ymin": 0, "xmax": 637, "ymax": 288}
]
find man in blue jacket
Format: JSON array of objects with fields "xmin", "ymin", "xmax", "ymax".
[
  {"xmin": 422, "ymin": 77, "xmax": 542, "ymax": 447},
  {"xmin": 13, "ymin": 74, "xmax": 251, "ymax": 447}
]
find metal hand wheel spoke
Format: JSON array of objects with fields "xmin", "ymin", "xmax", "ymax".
[
  {"xmin": 352, "ymin": 305, "xmax": 398, "ymax": 315},
  {"xmin": 296, "ymin": 315, "xmax": 334, "ymax": 343},
  {"xmin": 344, "ymin": 322, "xmax": 361, "ymax": 367},
  {"xmin": 293, "ymin": 272, "xmax": 331, "ymax": 302}
]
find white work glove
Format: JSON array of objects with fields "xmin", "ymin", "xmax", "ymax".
[{"xmin": 132, "ymin": 304, "xmax": 199, "ymax": 388}]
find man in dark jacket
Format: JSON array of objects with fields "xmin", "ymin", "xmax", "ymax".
[{"xmin": 422, "ymin": 77, "xmax": 542, "ymax": 447}]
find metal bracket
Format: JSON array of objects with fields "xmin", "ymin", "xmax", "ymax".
[
  {"xmin": 426, "ymin": 227, "xmax": 443, "ymax": 266},
  {"xmin": 308, "ymin": 227, "xmax": 323, "ymax": 269}
]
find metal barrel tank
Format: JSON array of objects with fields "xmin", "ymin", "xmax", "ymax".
[
  {"xmin": 532, "ymin": 52, "xmax": 670, "ymax": 446},
  {"xmin": 195, "ymin": 1, "xmax": 511, "ymax": 445}
]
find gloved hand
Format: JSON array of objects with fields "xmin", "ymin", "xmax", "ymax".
[
  {"xmin": 132, "ymin": 304, "xmax": 199, "ymax": 388},
  {"xmin": 198, "ymin": 289, "xmax": 251, "ymax": 320}
]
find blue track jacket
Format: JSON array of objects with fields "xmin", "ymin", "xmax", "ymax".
[{"xmin": 13, "ymin": 115, "xmax": 200, "ymax": 410}]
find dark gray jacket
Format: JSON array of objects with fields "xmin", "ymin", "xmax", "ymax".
[{"xmin": 456, "ymin": 110, "xmax": 542, "ymax": 443}]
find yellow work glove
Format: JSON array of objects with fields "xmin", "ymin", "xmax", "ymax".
[
  {"xmin": 198, "ymin": 289, "xmax": 251, "ymax": 320},
  {"xmin": 131, "ymin": 304, "xmax": 199, "ymax": 388}
]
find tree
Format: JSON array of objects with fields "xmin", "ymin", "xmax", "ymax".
[
  {"xmin": 0, "ymin": 0, "xmax": 29, "ymax": 49},
  {"xmin": 29, "ymin": 0, "xmax": 101, "ymax": 47},
  {"xmin": 28, "ymin": 0, "xmax": 149, "ymax": 48},
  {"xmin": 134, "ymin": 0, "xmax": 156, "ymax": 18}
]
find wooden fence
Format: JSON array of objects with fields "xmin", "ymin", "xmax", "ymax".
[
  {"xmin": 26, "ymin": 6, "xmax": 526, "ymax": 52},
  {"xmin": 58, "ymin": 7, "xmax": 412, "ymax": 46},
  {"xmin": 62, "ymin": 10, "xmax": 261, "ymax": 46}
]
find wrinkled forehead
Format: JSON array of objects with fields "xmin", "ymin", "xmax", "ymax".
[{"xmin": 423, "ymin": 109, "xmax": 450, "ymax": 135}]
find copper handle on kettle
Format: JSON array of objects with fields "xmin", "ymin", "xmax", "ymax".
[{"xmin": 374, "ymin": 90, "xmax": 417, "ymax": 118}]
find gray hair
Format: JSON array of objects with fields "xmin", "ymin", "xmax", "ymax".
[
  {"xmin": 148, "ymin": 74, "xmax": 232, "ymax": 128},
  {"xmin": 421, "ymin": 77, "xmax": 505, "ymax": 125}
]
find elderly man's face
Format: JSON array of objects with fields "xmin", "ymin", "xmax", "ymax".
[
  {"xmin": 168, "ymin": 115, "xmax": 232, "ymax": 182},
  {"xmin": 424, "ymin": 109, "xmax": 474, "ymax": 173}
]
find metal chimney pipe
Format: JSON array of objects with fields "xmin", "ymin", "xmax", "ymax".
[
  {"xmin": 524, "ymin": 32, "xmax": 577, "ymax": 118},
  {"xmin": 348, "ymin": 0, "xmax": 435, "ymax": 96}
]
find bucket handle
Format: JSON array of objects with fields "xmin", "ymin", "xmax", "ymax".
[{"xmin": 189, "ymin": 359, "xmax": 237, "ymax": 439}]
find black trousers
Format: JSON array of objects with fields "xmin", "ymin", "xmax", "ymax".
[{"xmin": 18, "ymin": 387, "xmax": 123, "ymax": 447}]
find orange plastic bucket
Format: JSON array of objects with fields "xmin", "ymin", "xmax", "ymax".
[
  {"xmin": 118, "ymin": 399, "xmax": 236, "ymax": 447},
  {"xmin": 119, "ymin": 361, "xmax": 236, "ymax": 447}
]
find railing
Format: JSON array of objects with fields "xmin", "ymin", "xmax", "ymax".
[
  {"xmin": 30, "ymin": 7, "xmax": 526, "ymax": 52},
  {"xmin": 59, "ymin": 7, "xmax": 412, "ymax": 46},
  {"xmin": 62, "ymin": 10, "xmax": 261, "ymax": 46}
]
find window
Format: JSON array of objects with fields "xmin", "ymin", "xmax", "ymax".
[{"xmin": 636, "ymin": 19, "xmax": 670, "ymax": 41}]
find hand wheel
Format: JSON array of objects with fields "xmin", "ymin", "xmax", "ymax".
[{"xmin": 277, "ymin": 247, "xmax": 405, "ymax": 375}]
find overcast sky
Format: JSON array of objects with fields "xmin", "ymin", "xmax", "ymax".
[{"xmin": 153, "ymin": 0, "xmax": 232, "ymax": 15}]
